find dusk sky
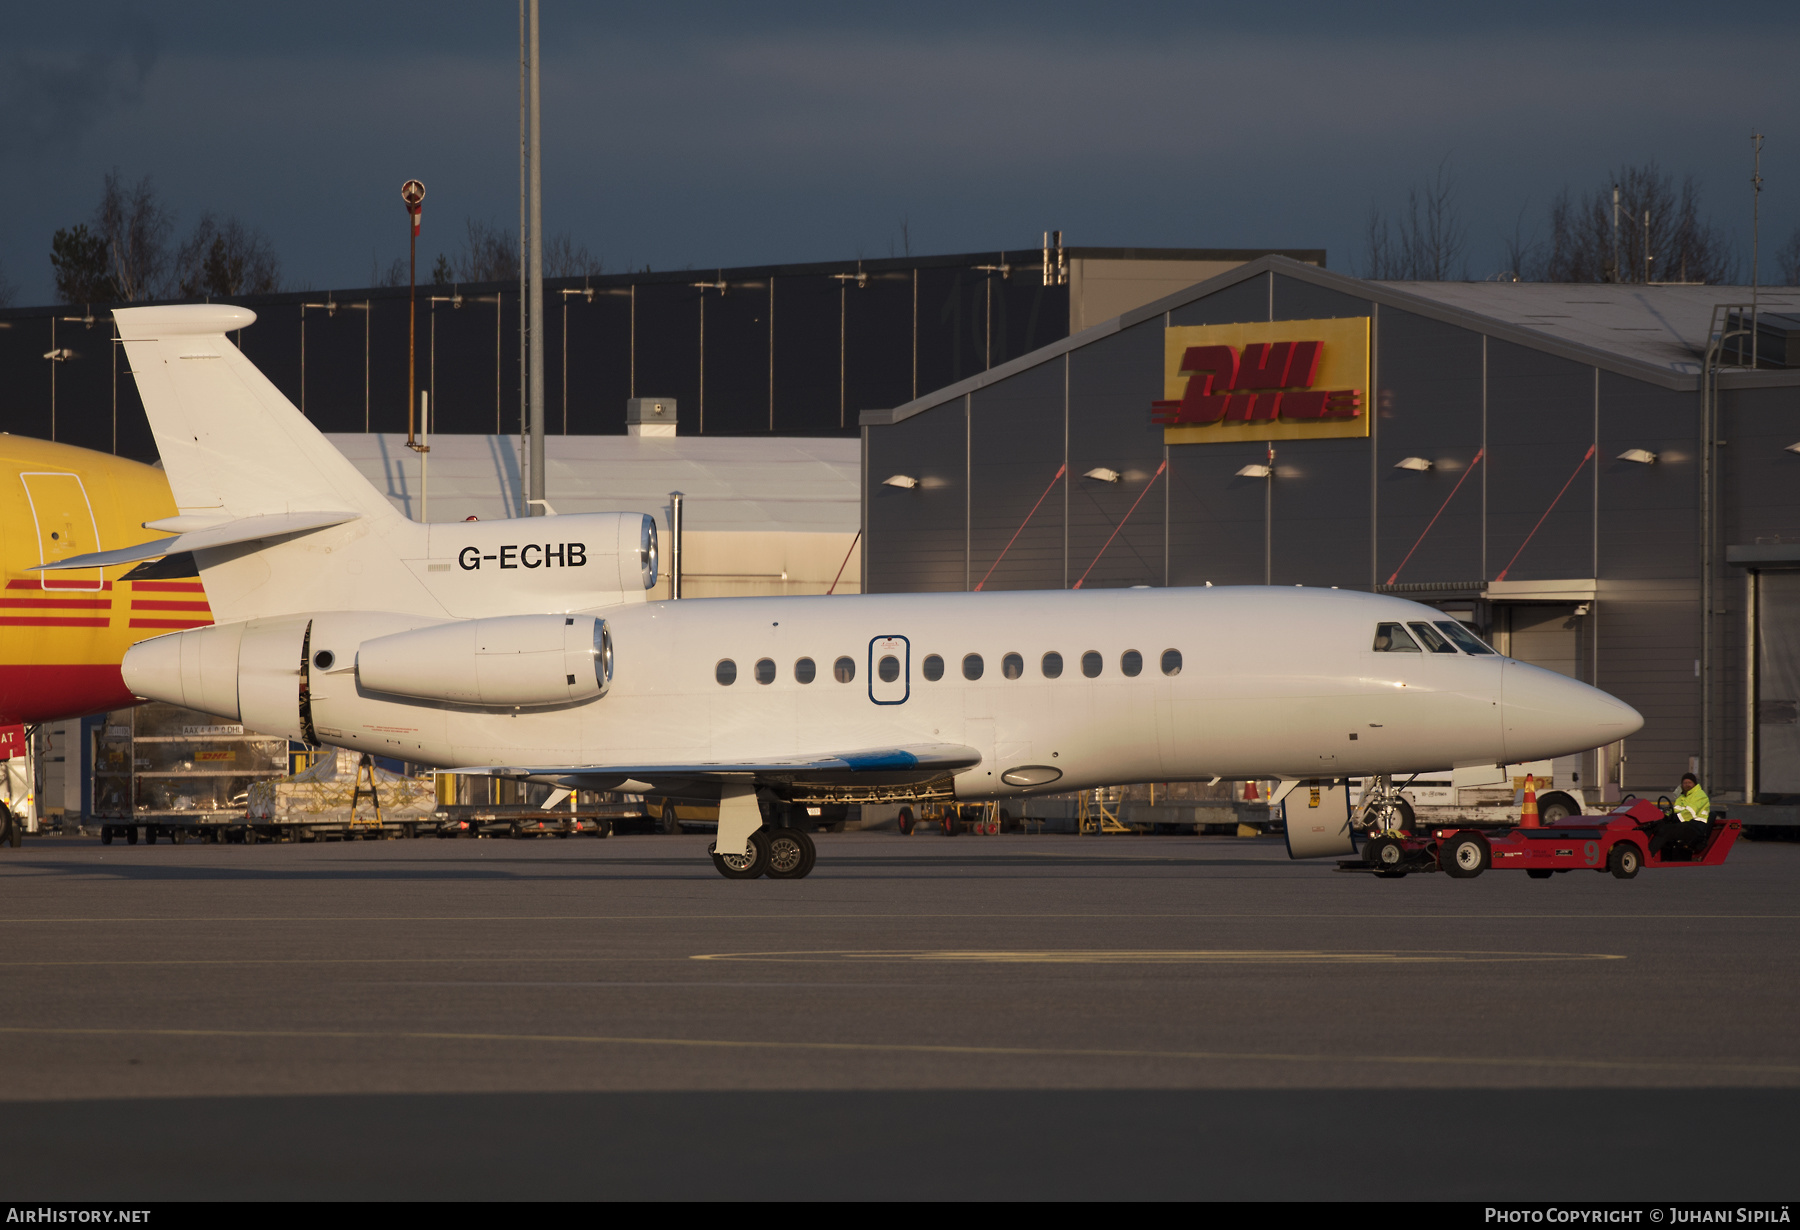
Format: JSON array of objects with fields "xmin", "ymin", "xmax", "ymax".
[{"xmin": 3, "ymin": 0, "xmax": 1798, "ymax": 304}]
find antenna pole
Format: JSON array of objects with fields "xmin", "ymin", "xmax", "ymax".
[
  {"xmin": 1611, "ymin": 186, "xmax": 1620, "ymax": 282},
  {"xmin": 1752, "ymin": 133, "xmax": 1764, "ymax": 368}
]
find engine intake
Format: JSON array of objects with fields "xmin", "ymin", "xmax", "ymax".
[{"xmin": 356, "ymin": 613, "xmax": 612, "ymax": 707}]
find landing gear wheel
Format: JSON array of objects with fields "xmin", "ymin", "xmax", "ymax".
[
  {"xmin": 1526, "ymin": 868, "xmax": 1555, "ymax": 879},
  {"xmin": 764, "ymin": 827, "xmax": 815, "ymax": 879},
  {"xmin": 1366, "ymin": 835, "xmax": 1407, "ymax": 877},
  {"xmin": 709, "ymin": 828, "xmax": 769, "ymax": 879},
  {"xmin": 1394, "ymin": 800, "xmax": 1418, "ymax": 834},
  {"xmin": 1608, "ymin": 842, "xmax": 1641, "ymax": 880},
  {"xmin": 897, "ymin": 806, "xmax": 915, "ymax": 836},
  {"xmin": 1441, "ymin": 832, "xmax": 1491, "ymax": 879}
]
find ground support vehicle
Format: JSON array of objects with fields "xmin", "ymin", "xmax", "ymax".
[
  {"xmin": 432, "ymin": 802, "xmax": 620, "ymax": 838},
  {"xmin": 1349, "ymin": 761, "xmax": 1590, "ymax": 831},
  {"xmin": 894, "ymin": 801, "xmax": 1007, "ymax": 836},
  {"xmin": 1343, "ymin": 798, "xmax": 1743, "ymax": 880}
]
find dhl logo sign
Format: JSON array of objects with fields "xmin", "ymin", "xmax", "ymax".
[{"xmin": 1155, "ymin": 316, "xmax": 1371, "ymax": 444}]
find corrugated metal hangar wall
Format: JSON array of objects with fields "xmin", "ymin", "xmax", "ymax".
[{"xmin": 860, "ymin": 256, "xmax": 1800, "ymax": 804}]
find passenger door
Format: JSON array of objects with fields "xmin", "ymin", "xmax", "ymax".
[{"xmin": 868, "ymin": 635, "xmax": 909, "ymax": 705}]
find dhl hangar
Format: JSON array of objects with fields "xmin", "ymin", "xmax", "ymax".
[
  {"xmin": 5, "ymin": 246, "xmax": 1800, "ymax": 822},
  {"xmin": 858, "ymin": 256, "xmax": 1800, "ymax": 818}
]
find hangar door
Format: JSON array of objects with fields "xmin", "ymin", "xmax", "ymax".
[
  {"xmin": 1757, "ymin": 572, "xmax": 1800, "ymax": 796},
  {"xmin": 1494, "ymin": 602, "xmax": 1591, "ymax": 792}
]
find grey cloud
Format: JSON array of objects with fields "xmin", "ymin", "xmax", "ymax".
[{"xmin": 0, "ymin": 17, "xmax": 159, "ymax": 159}]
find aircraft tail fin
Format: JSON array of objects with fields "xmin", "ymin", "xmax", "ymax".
[
  {"xmin": 113, "ymin": 305, "xmax": 436, "ymax": 623},
  {"xmin": 113, "ymin": 305, "xmax": 398, "ymax": 525}
]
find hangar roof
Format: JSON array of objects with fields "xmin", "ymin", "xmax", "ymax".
[
  {"xmin": 327, "ymin": 432, "xmax": 860, "ymax": 533},
  {"xmin": 1381, "ymin": 281, "xmax": 1800, "ymax": 375},
  {"xmin": 865, "ymin": 256, "xmax": 1800, "ymax": 426}
]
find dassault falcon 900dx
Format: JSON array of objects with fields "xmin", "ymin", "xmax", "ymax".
[{"xmin": 43, "ymin": 306, "xmax": 1644, "ymax": 878}]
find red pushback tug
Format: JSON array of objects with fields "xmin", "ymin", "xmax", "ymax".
[{"xmin": 1345, "ymin": 776, "xmax": 1743, "ymax": 881}]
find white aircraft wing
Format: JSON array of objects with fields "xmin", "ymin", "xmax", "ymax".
[{"xmin": 446, "ymin": 742, "xmax": 982, "ymax": 788}]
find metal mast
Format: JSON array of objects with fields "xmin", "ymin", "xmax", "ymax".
[{"xmin": 526, "ymin": 0, "xmax": 546, "ymax": 516}]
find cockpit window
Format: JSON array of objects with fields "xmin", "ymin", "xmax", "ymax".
[
  {"xmin": 1409, "ymin": 622, "xmax": 1458, "ymax": 653},
  {"xmin": 1372, "ymin": 622, "xmax": 1421, "ymax": 652},
  {"xmin": 1434, "ymin": 621, "xmax": 1496, "ymax": 655}
]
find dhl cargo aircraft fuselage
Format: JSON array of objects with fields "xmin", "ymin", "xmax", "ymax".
[{"xmin": 0, "ymin": 435, "xmax": 213, "ymax": 727}]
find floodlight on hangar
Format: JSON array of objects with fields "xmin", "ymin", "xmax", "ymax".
[
  {"xmin": 1617, "ymin": 449, "xmax": 1658, "ymax": 465},
  {"xmin": 1083, "ymin": 467, "xmax": 1121, "ymax": 483},
  {"xmin": 1785, "ymin": 442, "xmax": 1800, "ymax": 455},
  {"xmin": 1393, "ymin": 456, "xmax": 1433, "ymax": 471},
  {"xmin": 882, "ymin": 474, "xmax": 919, "ymax": 489},
  {"xmin": 1236, "ymin": 464, "xmax": 1272, "ymax": 478}
]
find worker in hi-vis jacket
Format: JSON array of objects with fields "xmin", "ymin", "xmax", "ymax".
[{"xmin": 1649, "ymin": 772, "xmax": 1712, "ymax": 858}]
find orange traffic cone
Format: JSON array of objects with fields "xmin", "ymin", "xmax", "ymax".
[
  {"xmin": 1243, "ymin": 780, "xmax": 1260, "ymax": 802},
  {"xmin": 1520, "ymin": 773, "xmax": 1540, "ymax": 828}
]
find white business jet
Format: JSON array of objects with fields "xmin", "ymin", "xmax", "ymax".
[{"xmin": 46, "ymin": 306, "xmax": 1643, "ymax": 878}]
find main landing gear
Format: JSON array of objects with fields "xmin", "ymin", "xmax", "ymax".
[{"xmin": 708, "ymin": 825, "xmax": 816, "ymax": 880}]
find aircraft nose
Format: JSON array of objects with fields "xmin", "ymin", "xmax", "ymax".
[{"xmin": 1501, "ymin": 660, "xmax": 1644, "ymax": 764}]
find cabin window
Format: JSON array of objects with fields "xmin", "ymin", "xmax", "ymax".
[
  {"xmin": 963, "ymin": 653, "xmax": 984, "ymax": 681},
  {"xmin": 1161, "ymin": 649, "xmax": 1182, "ymax": 676},
  {"xmin": 1081, "ymin": 651, "xmax": 1103, "ymax": 678},
  {"xmin": 1409, "ymin": 622, "xmax": 1457, "ymax": 654},
  {"xmin": 834, "ymin": 656, "xmax": 856, "ymax": 683},
  {"xmin": 1373, "ymin": 622, "xmax": 1421, "ymax": 652},
  {"xmin": 922, "ymin": 654, "xmax": 944, "ymax": 681},
  {"xmin": 1002, "ymin": 652, "xmax": 1023, "ymax": 679},
  {"xmin": 754, "ymin": 658, "xmax": 776, "ymax": 684},
  {"xmin": 1120, "ymin": 649, "xmax": 1143, "ymax": 677},
  {"xmin": 1041, "ymin": 651, "xmax": 1063, "ymax": 679},
  {"xmin": 715, "ymin": 659, "xmax": 737, "ymax": 685},
  {"xmin": 794, "ymin": 657, "xmax": 816, "ymax": 683},
  {"xmin": 1435, "ymin": 621, "xmax": 1496, "ymax": 655},
  {"xmin": 878, "ymin": 655, "xmax": 900, "ymax": 683}
]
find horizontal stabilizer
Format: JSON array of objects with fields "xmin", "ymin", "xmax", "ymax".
[
  {"xmin": 34, "ymin": 510, "xmax": 361, "ymax": 571},
  {"xmin": 448, "ymin": 743, "xmax": 982, "ymax": 788}
]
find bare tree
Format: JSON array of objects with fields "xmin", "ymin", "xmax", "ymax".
[
  {"xmin": 1496, "ymin": 201, "xmax": 1544, "ymax": 281},
  {"xmin": 1773, "ymin": 227, "xmax": 1800, "ymax": 286},
  {"xmin": 94, "ymin": 169, "xmax": 173, "ymax": 300},
  {"xmin": 1544, "ymin": 163, "xmax": 1735, "ymax": 284},
  {"xmin": 175, "ymin": 213, "xmax": 280, "ymax": 297},
  {"xmin": 455, "ymin": 218, "xmax": 519, "ymax": 283},
  {"xmin": 543, "ymin": 232, "xmax": 602, "ymax": 278},
  {"xmin": 0, "ymin": 259, "xmax": 16, "ymax": 308},
  {"xmin": 1362, "ymin": 159, "xmax": 1468, "ymax": 280},
  {"xmin": 372, "ymin": 256, "xmax": 408, "ymax": 288}
]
